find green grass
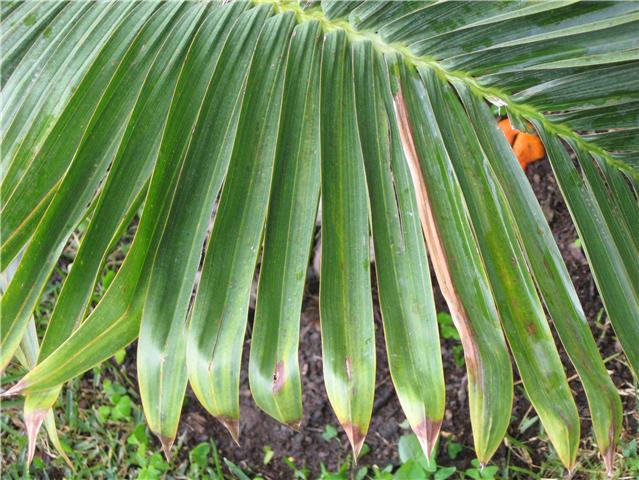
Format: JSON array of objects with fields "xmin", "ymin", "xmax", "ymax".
[{"xmin": 1, "ymin": 354, "xmax": 214, "ymax": 479}]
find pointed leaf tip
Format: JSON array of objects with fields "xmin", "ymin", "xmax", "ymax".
[
  {"xmin": 414, "ymin": 418, "xmax": 442, "ymax": 461},
  {"xmin": 1, "ymin": 379, "xmax": 26, "ymax": 397},
  {"xmin": 159, "ymin": 435, "xmax": 174, "ymax": 460},
  {"xmin": 603, "ymin": 445, "xmax": 615, "ymax": 478},
  {"xmin": 217, "ymin": 416, "xmax": 240, "ymax": 446},
  {"xmin": 603, "ymin": 425, "xmax": 617, "ymax": 477},
  {"xmin": 25, "ymin": 409, "xmax": 47, "ymax": 465},
  {"xmin": 341, "ymin": 422, "xmax": 366, "ymax": 460},
  {"xmin": 286, "ymin": 419, "xmax": 302, "ymax": 432}
]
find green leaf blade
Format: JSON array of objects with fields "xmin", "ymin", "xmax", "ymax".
[
  {"xmin": 119, "ymin": 3, "xmax": 219, "ymax": 452},
  {"xmin": 0, "ymin": 2, "xmax": 185, "ymax": 370},
  {"xmin": 319, "ymin": 29, "xmax": 376, "ymax": 458},
  {"xmin": 0, "ymin": 1, "xmax": 67, "ymax": 86},
  {"xmin": 248, "ymin": 19, "xmax": 322, "ymax": 428},
  {"xmin": 538, "ymin": 127, "xmax": 639, "ymax": 377},
  {"xmin": 457, "ymin": 84, "xmax": 622, "ymax": 471},
  {"xmin": 422, "ymin": 68, "xmax": 580, "ymax": 468},
  {"xmin": 137, "ymin": 2, "xmax": 273, "ymax": 448},
  {"xmin": 395, "ymin": 61, "xmax": 513, "ymax": 464},
  {"xmin": 0, "ymin": 3, "xmax": 158, "ymax": 269},
  {"xmin": 353, "ymin": 42, "xmax": 445, "ymax": 458},
  {"xmin": 2, "ymin": 2, "xmax": 135, "ymax": 182},
  {"xmin": 186, "ymin": 8, "xmax": 294, "ymax": 440}
]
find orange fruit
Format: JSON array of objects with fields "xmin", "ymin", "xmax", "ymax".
[
  {"xmin": 513, "ymin": 132, "xmax": 545, "ymax": 169},
  {"xmin": 498, "ymin": 118, "xmax": 518, "ymax": 145},
  {"xmin": 497, "ymin": 118, "xmax": 545, "ymax": 169}
]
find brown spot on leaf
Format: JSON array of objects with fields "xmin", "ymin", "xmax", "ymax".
[
  {"xmin": 345, "ymin": 357, "xmax": 353, "ymax": 381},
  {"xmin": 272, "ymin": 361, "xmax": 285, "ymax": 394}
]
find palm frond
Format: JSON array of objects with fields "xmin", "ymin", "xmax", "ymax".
[{"xmin": 2, "ymin": 0, "xmax": 637, "ymax": 472}]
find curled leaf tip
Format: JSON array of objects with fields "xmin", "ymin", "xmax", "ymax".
[
  {"xmin": 341, "ymin": 422, "xmax": 366, "ymax": 461},
  {"xmin": 158, "ymin": 435, "xmax": 174, "ymax": 460},
  {"xmin": 1, "ymin": 379, "xmax": 26, "ymax": 397},
  {"xmin": 25, "ymin": 409, "xmax": 46, "ymax": 465},
  {"xmin": 414, "ymin": 418, "xmax": 442, "ymax": 462},
  {"xmin": 217, "ymin": 416, "xmax": 240, "ymax": 446}
]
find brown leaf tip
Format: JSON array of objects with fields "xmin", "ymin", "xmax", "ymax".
[
  {"xmin": 286, "ymin": 419, "xmax": 302, "ymax": 432},
  {"xmin": 1, "ymin": 379, "xmax": 26, "ymax": 398},
  {"xmin": 341, "ymin": 421, "xmax": 366, "ymax": 460},
  {"xmin": 217, "ymin": 416, "xmax": 240, "ymax": 446},
  {"xmin": 603, "ymin": 426, "xmax": 617, "ymax": 477},
  {"xmin": 603, "ymin": 449, "xmax": 614, "ymax": 478},
  {"xmin": 159, "ymin": 435, "xmax": 174, "ymax": 460},
  {"xmin": 25, "ymin": 409, "xmax": 47, "ymax": 465},
  {"xmin": 414, "ymin": 418, "xmax": 443, "ymax": 461}
]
